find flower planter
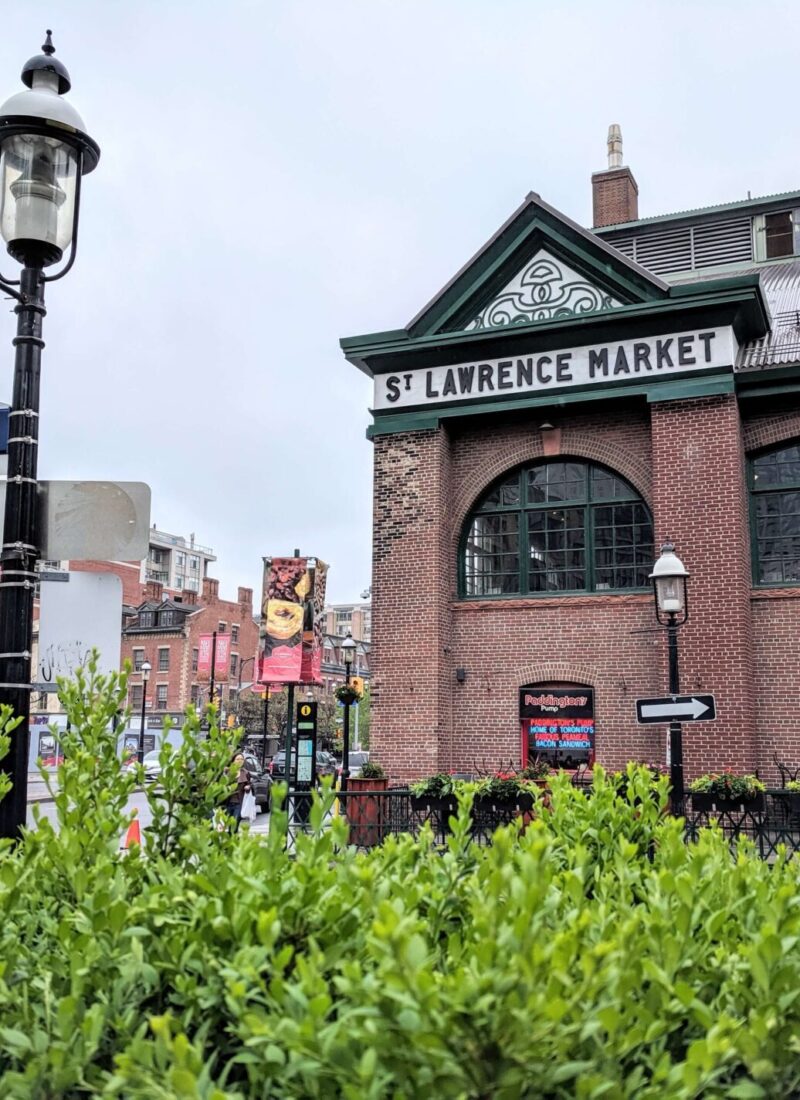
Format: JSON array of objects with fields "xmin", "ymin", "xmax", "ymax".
[
  {"xmin": 690, "ymin": 791, "xmax": 765, "ymax": 813},
  {"xmin": 345, "ymin": 776, "xmax": 389, "ymax": 847}
]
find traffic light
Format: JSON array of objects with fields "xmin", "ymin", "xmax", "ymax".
[{"xmin": 350, "ymin": 676, "xmax": 365, "ymax": 695}]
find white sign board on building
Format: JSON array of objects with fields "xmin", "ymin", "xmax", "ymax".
[
  {"xmin": 34, "ymin": 571, "xmax": 123, "ymax": 692},
  {"xmin": 373, "ymin": 326, "xmax": 738, "ymax": 410}
]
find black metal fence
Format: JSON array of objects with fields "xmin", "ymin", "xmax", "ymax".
[{"xmin": 281, "ymin": 785, "xmax": 800, "ymax": 860}]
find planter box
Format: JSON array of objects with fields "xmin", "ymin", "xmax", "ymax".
[
  {"xmin": 345, "ymin": 776, "xmax": 389, "ymax": 847},
  {"xmin": 474, "ymin": 792, "xmax": 535, "ymax": 812},
  {"xmin": 690, "ymin": 791, "xmax": 765, "ymax": 813}
]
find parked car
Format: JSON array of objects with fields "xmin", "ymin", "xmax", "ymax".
[
  {"xmin": 142, "ymin": 750, "xmax": 162, "ymax": 783},
  {"xmin": 269, "ymin": 750, "xmax": 337, "ymax": 783},
  {"xmin": 242, "ymin": 752, "xmax": 271, "ymax": 811},
  {"xmin": 337, "ymin": 751, "xmax": 370, "ymax": 780}
]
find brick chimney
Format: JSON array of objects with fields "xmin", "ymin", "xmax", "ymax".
[
  {"xmin": 592, "ymin": 123, "xmax": 638, "ymax": 228},
  {"xmin": 238, "ymin": 586, "xmax": 253, "ymax": 609},
  {"xmin": 202, "ymin": 577, "xmax": 219, "ymax": 603},
  {"xmin": 145, "ymin": 580, "xmax": 163, "ymax": 601},
  {"xmin": 182, "ymin": 587, "xmax": 198, "ymax": 606}
]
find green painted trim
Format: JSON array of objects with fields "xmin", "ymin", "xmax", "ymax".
[
  {"xmin": 594, "ymin": 189, "xmax": 800, "ymax": 235},
  {"xmin": 342, "ymin": 283, "xmax": 768, "ymax": 374},
  {"xmin": 433, "ymin": 218, "xmax": 661, "ymax": 335},
  {"xmin": 646, "ymin": 375, "xmax": 735, "ymax": 402},
  {"xmin": 405, "ymin": 196, "xmax": 669, "ymax": 338},
  {"xmin": 366, "ymin": 368, "xmax": 736, "ymax": 438}
]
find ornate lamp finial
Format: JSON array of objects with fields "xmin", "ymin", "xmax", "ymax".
[{"xmin": 42, "ymin": 30, "xmax": 55, "ymax": 57}]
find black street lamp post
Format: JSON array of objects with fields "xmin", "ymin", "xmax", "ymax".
[
  {"xmin": 340, "ymin": 631, "xmax": 356, "ymax": 792},
  {"xmin": 650, "ymin": 542, "xmax": 689, "ymax": 808},
  {"xmin": 137, "ymin": 661, "xmax": 152, "ymax": 765},
  {"xmin": 0, "ymin": 32, "xmax": 99, "ymax": 839}
]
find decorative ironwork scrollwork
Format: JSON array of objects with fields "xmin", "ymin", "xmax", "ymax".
[{"xmin": 467, "ymin": 250, "xmax": 621, "ymax": 330}]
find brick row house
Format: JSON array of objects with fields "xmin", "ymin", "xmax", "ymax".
[
  {"xmin": 121, "ymin": 577, "xmax": 259, "ymax": 723},
  {"xmin": 342, "ymin": 126, "xmax": 800, "ymax": 784}
]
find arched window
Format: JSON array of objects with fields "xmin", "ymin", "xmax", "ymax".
[
  {"xmin": 750, "ymin": 442, "xmax": 800, "ymax": 584},
  {"xmin": 461, "ymin": 460, "xmax": 654, "ymax": 597}
]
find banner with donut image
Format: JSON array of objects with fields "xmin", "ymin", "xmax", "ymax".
[{"xmin": 258, "ymin": 556, "xmax": 328, "ymax": 686}]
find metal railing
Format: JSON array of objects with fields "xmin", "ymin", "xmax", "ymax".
[{"xmin": 280, "ymin": 786, "xmax": 800, "ymax": 859}]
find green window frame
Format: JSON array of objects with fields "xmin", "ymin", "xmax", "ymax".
[
  {"xmin": 749, "ymin": 442, "xmax": 800, "ymax": 586},
  {"xmin": 460, "ymin": 460, "xmax": 654, "ymax": 598}
]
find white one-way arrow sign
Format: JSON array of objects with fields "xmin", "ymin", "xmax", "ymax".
[{"xmin": 635, "ymin": 694, "xmax": 717, "ymax": 725}]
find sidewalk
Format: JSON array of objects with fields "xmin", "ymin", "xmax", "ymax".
[{"xmin": 27, "ymin": 774, "xmax": 56, "ymax": 803}]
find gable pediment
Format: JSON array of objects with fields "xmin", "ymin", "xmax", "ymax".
[
  {"xmin": 406, "ymin": 192, "xmax": 670, "ymax": 338},
  {"xmin": 465, "ymin": 249, "xmax": 623, "ymax": 331}
]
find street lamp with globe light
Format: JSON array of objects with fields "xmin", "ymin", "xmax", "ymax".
[
  {"xmin": 340, "ymin": 631, "xmax": 357, "ymax": 792},
  {"xmin": 138, "ymin": 661, "xmax": 152, "ymax": 766},
  {"xmin": 649, "ymin": 542, "xmax": 689, "ymax": 807},
  {"xmin": 0, "ymin": 31, "xmax": 100, "ymax": 839}
]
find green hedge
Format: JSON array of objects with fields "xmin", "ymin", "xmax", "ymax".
[{"xmin": 1, "ymin": 666, "xmax": 800, "ymax": 1097}]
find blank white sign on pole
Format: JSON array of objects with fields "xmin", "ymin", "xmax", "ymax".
[{"xmin": 35, "ymin": 571, "xmax": 122, "ymax": 691}]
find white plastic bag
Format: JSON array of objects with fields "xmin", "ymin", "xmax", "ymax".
[{"xmin": 241, "ymin": 790, "xmax": 257, "ymax": 822}]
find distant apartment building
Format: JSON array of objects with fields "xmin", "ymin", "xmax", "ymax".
[
  {"xmin": 144, "ymin": 526, "xmax": 216, "ymax": 596},
  {"xmin": 324, "ymin": 601, "xmax": 372, "ymax": 642}
]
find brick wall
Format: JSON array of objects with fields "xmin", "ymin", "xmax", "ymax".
[
  {"xmin": 650, "ymin": 395, "xmax": 757, "ymax": 776},
  {"xmin": 370, "ymin": 395, "xmax": 800, "ymax": 785}
]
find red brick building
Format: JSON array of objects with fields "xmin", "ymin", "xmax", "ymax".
[
  {"xmin": 342, "ymin": 130, "xmax": 800, "ymax": 784},
  {"xmin": 121, "ymin": 577, "xmax": 259, "ymax": 722}
]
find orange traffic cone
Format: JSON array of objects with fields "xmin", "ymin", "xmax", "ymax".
[{"xmin": 123, "ymin": 809, "xmax": 141, "ymax": 849}]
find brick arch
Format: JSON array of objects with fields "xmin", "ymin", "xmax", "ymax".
[
  {"xmin": 515, "ymin": 662, "xmax": 598, "ymax": 692},
  {"xmin": 450, "ymin": 438, "xmax": 653, "ymax": 544},
  {"xmin": 744, "ymin": 412, "xmax": 800, "ymax": 455}
]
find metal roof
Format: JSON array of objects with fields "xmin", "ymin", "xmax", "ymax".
[
  {"xmin": 734, "ymin": 261, "xmax": 800, "ymax": 370},
  {"xmin": 595, "ymin": 189, "xmax": 800, "ymax": 235}
]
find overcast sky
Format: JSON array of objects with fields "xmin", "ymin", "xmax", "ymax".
[{"xmin": 0, "ymin": 1, "xmax": 797, "ymax": 605}]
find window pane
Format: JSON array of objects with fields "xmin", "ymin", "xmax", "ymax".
[
  {"xmin": 480, "ymin": 473, "xmax": 520, "ymax": 509},
  {"xmin": 593, "ymin": 502, "xmax": 653, "ymax": 589},
  {"xmin": 591, "ymin": 467, "xmax": 635, "ymax": 500},
  {"xmin": 765, "ymin": 211, "xmax": 795, "ymax": 259},
  {"xmin": 528, "ymin": 508, "xmax": 586, "ymax": 591},
  {"xmin": 755, "ymin": 486, "xmax": 800, "ymax": 583},
  {"xmin": 753, "ymin": 445, "xmax": 800, "ymax": 486},
  {"xmin": 464, "ymin": 513, "xmax": 520, "ymax": 596},
  {"xmin": 527, "ymin": 462, "xmax": 586, "ymax": 504}
]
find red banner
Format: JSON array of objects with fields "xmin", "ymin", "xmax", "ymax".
[
  {"xmin": 214, "ymin": 633, "xmax": 231, "ymax": 682},
  {"xmin": 197, "ymin": 634, "xmax": 214, "ymax": 681},
  {"xmin": 197, "ymin": 632, "xmax": 231, "ymax": 682}
]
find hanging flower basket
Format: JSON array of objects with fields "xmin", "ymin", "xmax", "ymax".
[{"xmin": 334, "ymin": 684, "xmax": 361, "ymax": 706}]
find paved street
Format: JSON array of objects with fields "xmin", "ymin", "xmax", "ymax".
[{"xmin": 26, "ymin": 788, "xmax": 270, "ymax": 837}]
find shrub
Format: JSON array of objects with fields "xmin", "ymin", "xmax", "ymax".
[
  {"xmin": 358, "ymin": 760, "xmax": 386, "ymax": 779},
  {"xmin": 2, "ymin": 671, "xmax": 800, "ymax": 1096}
]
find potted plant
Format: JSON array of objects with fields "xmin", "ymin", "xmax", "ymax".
[
  {"xmin": 689, "ymin": 770, "xmax": 766, "ymax": 812},
  {"xmin": 521, "ymin": 758, "xmax": 551, "ymax": 787},
  {"xmin": 346, "ymin": 761, "xmax": 388, "ymax": 848}
]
